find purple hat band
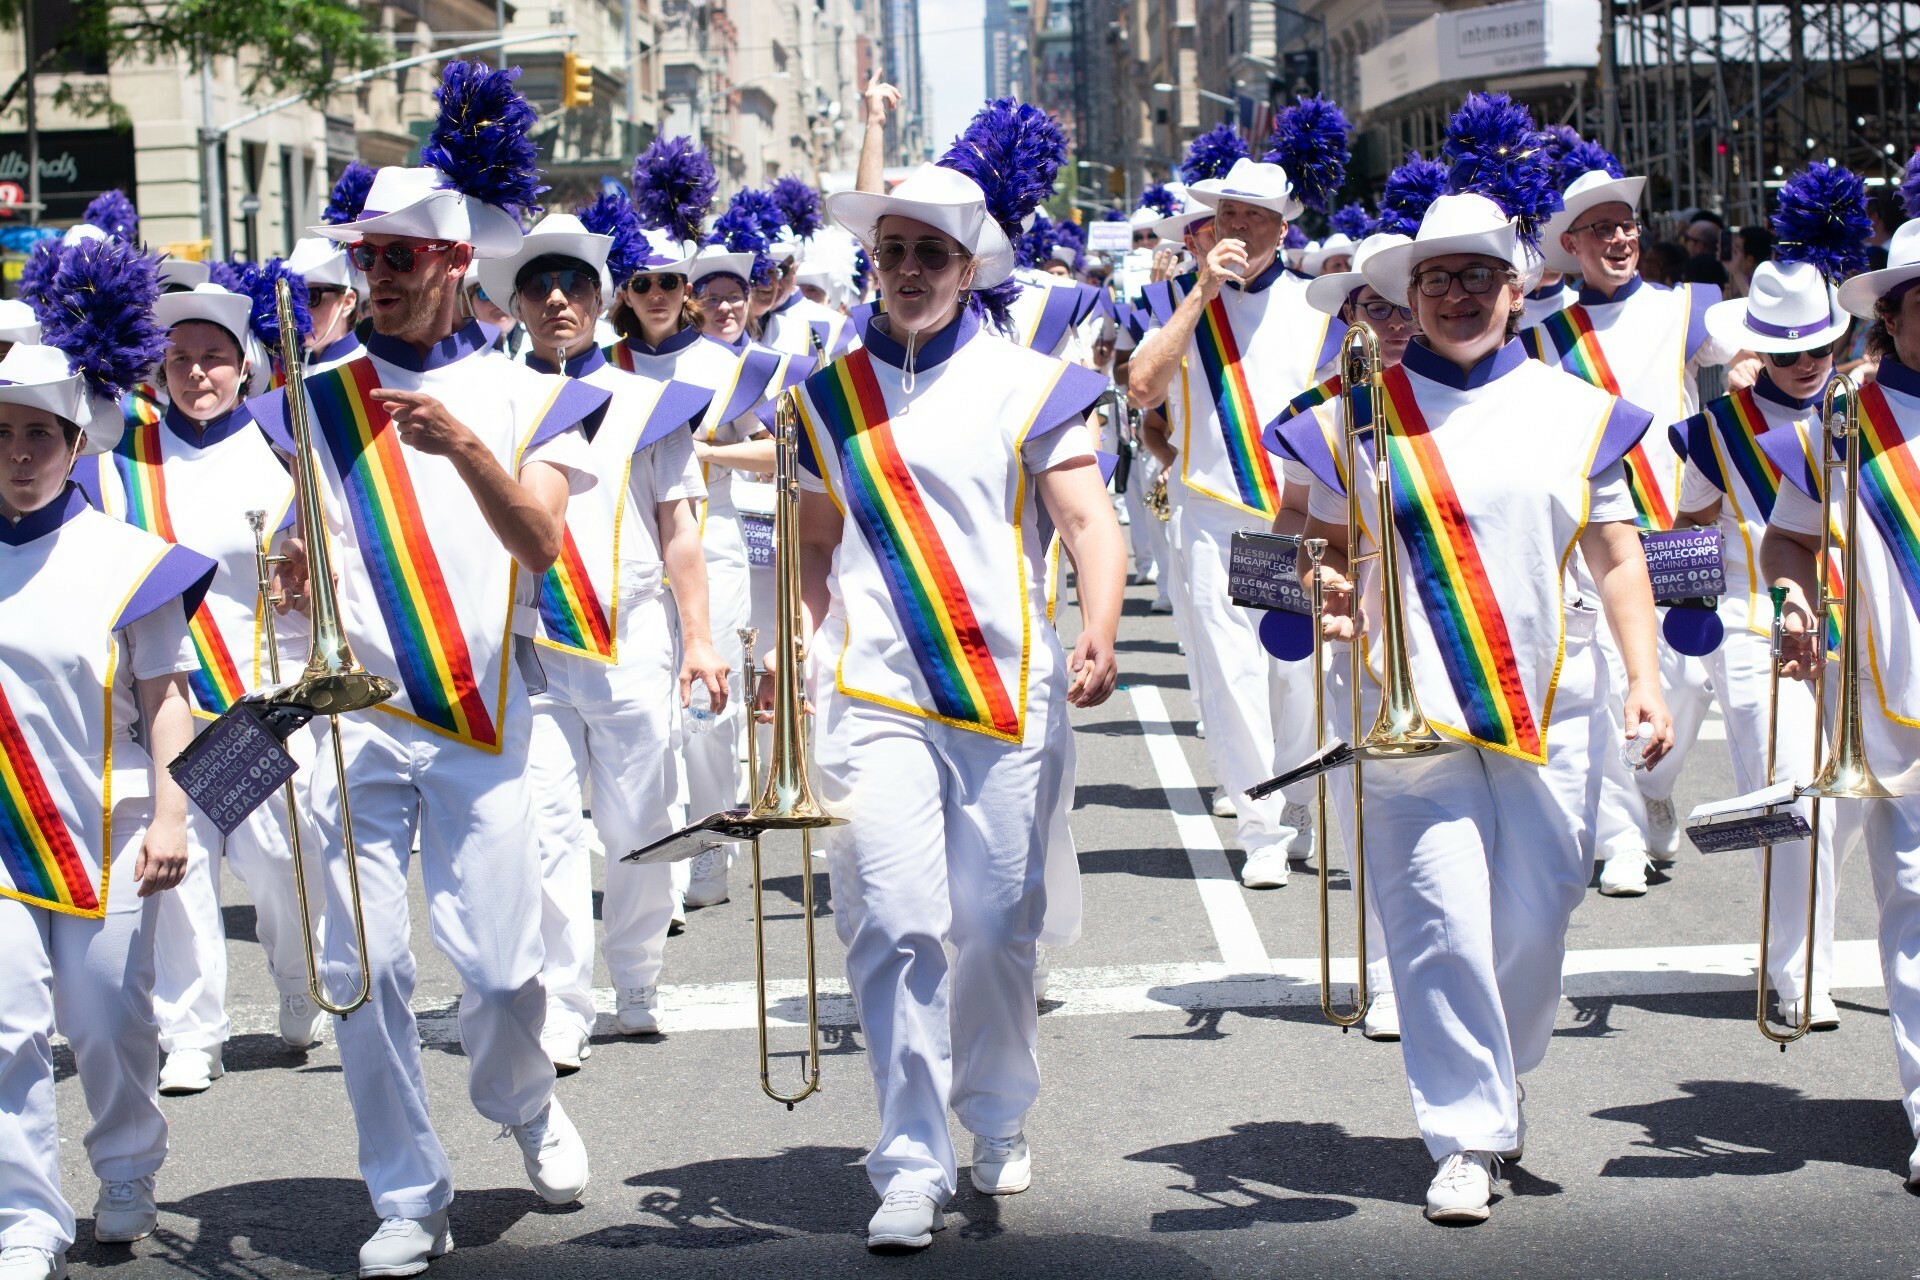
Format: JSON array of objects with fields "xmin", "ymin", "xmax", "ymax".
[
  {"xmin": 1745, "ymin": 312, "xmax": 1830, "ymax": 340},
  {"xmin": 637, "ymin": 248, "xmax": 683, "ymax": 269}
]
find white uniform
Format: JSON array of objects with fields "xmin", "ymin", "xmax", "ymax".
[
  {"xmin": 1767, "ymin": 354, "xmax": 1920, "ymax": 1178},
  {"xmin": 1664, "ymin": 374, "xmax": 1853, "ymax": 997},
  {"xmin": 762, "ymin": 289, "xmax": 855, "ymax": 360},
  {"xmin": 1282, "ymin": 339, "xmax": 1651, "ymax": 1156},
  {"xmin": 791, "ymin": 310, "xmax": 1106, "ymax": 1201},
  {"xmin": 0, "ymin": 489, "xmax": 208, "ymax": 1254},
  {"xmin": 251, "ymin": 322, "xmax": 599, "ymax": 1219},
  {"xmin": 521, "ymin": 346, "xmax": 710, "ymax": 1035},
  {"xmin": 309, "ymin": 331, "xmax": 368, "ymax": 374},
  {"xmin": 1137, "ymin": 259, "xmax": 1343, "ymax": 855},
  {"xmin": 1004, "ymin": 271, "xmax": 1095, "ymax": 363},
  {"xmin": 1519, "ymin": 279, "xmax": 1576, "ymax": 329},
  {"xmin": 84, "ymin": 397, "xmax": 315, "ymax": 1056}
]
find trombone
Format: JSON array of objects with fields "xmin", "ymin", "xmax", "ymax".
[
  {"xmin": 247, "ymin": 279, "xmax": 399, "ymax": 1017},
  {"xmin": 1757, "ymin": 372, "xmax": 1896, "ymax": 1046}
]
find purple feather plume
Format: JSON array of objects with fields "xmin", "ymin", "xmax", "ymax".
[
  {"xmin": 1179, "ymin": 124, "xmax": 1247, "ymax": 185},
  {"xmin": 1054, "ymin": 218, "xmax": 1086, "ymax": 272},
  {"xmin": 1375, "ymin": 152, "xmax": 1447, "ymax": 237},
  {"xmin": 1558, "ymin": 139, "xmax": 1625, "ymax": 185},
  {"xmin": 240, "ymin": 258, "xmax": 312, "ymax": 351},
  {"xmin": 418, "ymin": 61, "xmax": 546, "ymax": 223},
  {"xmin": 18, "ymin": 240, "xmax": 66, "ymax": 315},
  {"xmin": 1537, "ymin": 124, "xmax": 1583, "ymax": 189},
  {"xmin": 205, "ymin": 260, "xmax": 245, "ymax": 293},
  {"xmin": 708, "ymin": 189, "xmax": 778, "ymax": 286},
  {"xmin": 1772, "ymin": 163, "xmax": 1872, "ymax": 282},
  {"xmin": 1264, "ymin": 95, "xmax": 1351, "ymax": 214},
  {"xmin": 770, "ymin": 175, "xmax": 823, "ymax": 240},
  {"xmin": 1140, "ymin": 182, "xmax": 1180, "ymax": 220},
  {"xmin": 1442, "ymin": 92, "xmax": 1562, "ymax": 250},
  {"xmin": 323, "ymin": 161, "xmax": 377, "ymax": 225},
  {"xmin": 1015, "ymin": 210, "xmax": 1056, "ymax": 270},
  {"xmin": 1898, "ymin": 151, "xmax": 1920, "ymax": 222},
  {"xmin": 632, "ymin": 136, "xmax": 717, "ymax": 245},
  {"xmin": 970, "ymin": 278, "xmax": 1021, "ymax": 334},
  {"xmin": 1101, "ymin": 208, "xmax": 1125, "ymax": 222},
  {"xmin": 1330, "ymin": 202, "xmax": 1371, "ymax": 241},
  {"xmin": 80, "ymin": 189, "xmax": 138, "ymax": 242},
  {"xmin": 575, "ymin": 184, "xmax": 647, "ymax": 283},
  {"xmin": 851, "ymin": 246, "xmax": 870, "ymax": 291},
  {"xmin": 37, "ymin": 238, "xmax": 167, "ymax": 401},
  {"xmin": 1284, "ymin": 225, "xmax": 1307, "ymax": 250},
  {"xmin": 939, "ymin": 97, "xmax": 1067, "ymax": 238}
]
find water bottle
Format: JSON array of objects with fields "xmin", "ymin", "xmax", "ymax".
[
  {"xmin": 1620, "ymin": 721, "xmax": 1655, "ymax": 772},
  {"xmin": 685, "ymin": 693, "xmax": 720, "ymax": 735}
]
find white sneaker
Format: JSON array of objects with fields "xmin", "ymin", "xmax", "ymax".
[
  {"xmin": 685, "ymin": 847, "xmax": 730, "ymax": 908},
  {"xmin": 1241, "ymin": 846, "xmax": 1290, "ymax": 889},
  {"xmin": 1032, "ymin": 944, "xmax": 1052, "ymax": 1004},
  {"xmin": 507, "ymin": 1096, "xmax": 589, "ymax": 1205},
  {"xmin": 1211, "ymin": 792, "xmax": 1238, "ymax": 819},
  {"xmin": 280, "ymin": 992, "xmax": 326, "ymax": 1049},
  {"xmin": 1282, "ymin": 803, "xmax": 1316, "ymax": 862},
  {"xmin": 1362, "ymin": 990, "xmax": 1401, "ymax": 1042},
  {"xmin": 0, "ymin": 1248, "xmax": 65, "ymax": 1280},
  {"xmin": 1424, "ymin": 1151, "xmax": 1496, "ymax": 1224},
  {"xmin": 1149, "ymin": 596, "xmax": 1173, "ymax": 614},
  {"xmin": 970, "ymin": 1132, "xmax": 1032, "ymax": 1194},
  {"xmin": 866, "ymin": 1189, "xmax": 945, "ymax": 1251},
  {"xmin": 358, "ymin": 1211, "xmax": 452, "ymax": 1277},
  {"xmin": 1598, "ymin": 852, "xmax": 1649, "ymax": 897},
  {"xmin": 1644, "ymin": 797, "xmax": 1681, "ymax": 864},
  {"xmin": 157, "ymin": 1048, "xmax": 222, "ymax": 1095},
  {"xmin": 92, "ymin": 1174, "xmax": 157, "ymax": 1243},
  {"xmin": 1781, "ymin": 991, "xmax": 1841, "ymax": 1031},
  {"xmin": 614, "ymin": 986, "xmax": 660, "ymax": 1035},
  {"xmin": 542, "ymin": 1024, "xmax": 591, "ymax": 1074}
]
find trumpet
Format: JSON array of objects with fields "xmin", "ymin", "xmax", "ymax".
[{"xmin": 251, "ymin": 278, "xmax": 398, "ymax": 1017}]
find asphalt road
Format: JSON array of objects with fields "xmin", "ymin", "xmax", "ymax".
[{"xmin": 52, "ymin": 574, "xmax": 1920, "ymax": 1279}]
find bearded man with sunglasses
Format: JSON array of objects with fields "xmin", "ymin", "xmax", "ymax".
[
  {"xmin": 251, "ymin": 103, "xmax": 611, "ymax": 1272},
  {"xmin": 1524, "ymin": 156, "xmax": 1738, "ymax": 896}
]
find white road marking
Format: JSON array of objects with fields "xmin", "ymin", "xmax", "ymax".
[
  {"xmin": 1128, "ymin": 684, "xmax": 1273, "ymax": 974},
  {"xmin": 1699, "ymin": 711, "xmax": 1728, "ymax": 742}
]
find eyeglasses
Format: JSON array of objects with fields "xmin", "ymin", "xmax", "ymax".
[
  {"xmin": 1412, "ymin": 265, "xmax": 1510, "ymax": 298},
  {"xmin": 348, "ymin": 241, "xmax": 455, "ymax": 273},
  {"xmin": 1764, "ymin": 338, "xmax": 1847, "ymax": 367},
  {"xmin": 627, "ymin": 273, "xmax": 686, "ymax": 296},
  {"xmin": 304, "ymin": 284, "xmax": 348, "ymax": 304},
  {"xmin": 518, "ymin": 268, "xmax": 598, "ymax": 302},
  {"xmin": 873, "ymin": 239, "xmax": 971, "ymax": 274},
  {"xmin": 1358, "ymin": 300, "xmax": 1416, "ymax": 323},
  {"xmin": 1571, "ymin": 218, "xmax": 1641, "ymax": 241}
]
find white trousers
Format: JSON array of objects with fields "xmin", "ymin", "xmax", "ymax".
[
  {"xmin": 1319, "ymin": 651, "xmax": 1397, "ymax": 994},
  {"xmin": 0, "ymin": 802, "xmax": 165, "ymax": 1254},
  {"xmin": 814, "ymin": 620, "xmax": 1071, "ymax": 1202},
  {"xmin": 1124, "ymin": 453, "xmax": 1170, "ymax": 588},
  {"xmin": 153, "ymin": 730, "xmax": 322, "ymax": 1051},
  {"xmin": 307, "ymin": 695, "xmax": 552, "ymax": 1219},
  {"xmin": 1171, "ymin": 489, "xmax": 1315, "ymax": 850},
  {"xmin": 1858, "ymin": 711, "xmax": 1920, "ymax": 1177},
  {"xmin": 1592, "ymin": 629, "xmax": 1652, "ymax": 863},
  {"xmin": 685, "ymin": 530, "xmax": 751, "ymax": 824},
  {"xmin": 531, "ymin": 594, "xmax": 681, "ymax": 1033},
  {"xmin": 1639, "ymin": 596, "xmax": 1847, "ymax": 998},
  {"xmin": 1366, "ymin": 611, "xmax": 1606, "ymax": 1158}
]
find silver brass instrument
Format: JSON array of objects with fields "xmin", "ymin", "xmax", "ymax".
[{"xmin": 253, "ymin": 278, "xmax": 399, "ymax": 1017}]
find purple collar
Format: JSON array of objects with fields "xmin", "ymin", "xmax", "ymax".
[
  {"xmin": 621, "ymin": 325, "xmax": 703, "ymax": 358},
  {"xmin": 1877, "ymin": 353, "xmax": 1920, "ymax": 400},
  {"xmin": 165, "ymin": 399, "xmax": 256, "ymax": 449},
  {"xmin": 527, "ymin": 345, "xmax": 610, "ymax": 378},
  {"xmin": 1403, "ymin": 335, "xmax": 1530, "ymax": 390},
  {"xmin": 1576, "ymin": 274, "xmax": 1643, "ymax": 307},
  {"xmin": 0, "ymin": 481, "xmax": 87, "ymax": 546},
  {"xmin": 1226, "ymin": 257, "xmax": 1288, "ymax": 296},
  {"xmin": 365, "ymin": 319, "xmax": 495, "ymax": 372},
  {"xmin": 1752, "ymin": 370, "xmax": 1822, "ymax": 413},
  {"xmin": 312, "ymin": 333, "xmax": 362, "ymax": 365},
  {"xmin": 769, "ymin": 291, "xmax": 803, "ymax": 317},
  {"xmin": 1526, "ymin": 281, "xmax": 1567, "ymax": 301},
  {"xmin": 862, "ymin": 307, "xmax": 979, "ymax": 373}
]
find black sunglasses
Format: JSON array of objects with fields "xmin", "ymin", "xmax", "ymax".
[
  {"xmin": 627, "ymin": 273, "xmax": 686, "ymax": 295},
  {"xmin": 519, "ymin": 268, "xmax": 598, "ymax": 301},
  {"xmin": 348, "ymin": 241, "xmax": 454, "ymax": 273},
  {"xmin": 873, "ymin": 239, "xmax": 971, "ymax": 274},
  {"xmin": 1764, "ymin": 338, "xmax": 1847, "ymax": 367},
  {"xmin": 1412, "ymin": 265, "xmax": 1510, "ymax": 298}
]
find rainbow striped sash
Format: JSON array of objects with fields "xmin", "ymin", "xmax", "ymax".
[
  {"xmin": 307, "ymin": 359, "xmax": 498, "ymax": 747},
  {"xmin": 1279, "ymin": 374, "xmax": 1343, "ymax": 428},
  {"xmin": 1193, "ymin": 296, "xmax": 1280, "ymax": 516},
  {"xmin": 111, "ymin": 411, "xmax": 248, "ymax": 714},
  {"xmin": 1858, "ymin": 385, "xmax": 1920, "ymax": 622},
  {"xmin": 807, "ymin": 351, "xmax": 1022, "ymax": 739},
  {"xmin": 0, "ymin": 680, "xmax": 95, "ymax": 914},
  {"xmin": 1380, "ymin": 368, "xmax": 1542, "ymax": 759},
  {"xmin": 1703, "ymin": 389, "xmax": 1782, "ymax": 519},
  {"xmin": 1528, "ymin": 305, "xmax": 1673, "ymax": 530},
  {"xmin": 538, "ymin": 530, "xmax": 614, "ymax": 660},
  {"xmin": 609, "ymin": 343, "xmax": 638, "ymax": 374}
]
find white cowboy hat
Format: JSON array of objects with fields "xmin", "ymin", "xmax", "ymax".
[
  {"xmin": 1187, "ymin": 158, "xmax": 1304, "ymax": 222},
  {"xmin": 770, "ymin": 235, "xmax": 805, "ymax": 264},
  {"xmin": 310, "ymin": 166, "xmax": 523, "ymax": 259},
  {"xmin": 824, "ymin": 162, "xmax": 1016, "ymax": 289},
  {"xmin": 1538, "ymin": 169, "xmax": 1648, "ymax": 274},
  {"xmin": 153, "ymin": 283, "xmax": 255, "ymax": 349},
  {"xmin": 1127, "ymin": 204, "xmax": 1163, "ymax": 232},
  {"xmin": 0, "ymin": 343, "xmax": 113, "ymax": 452},
  {"xmin": 1363, "ymin": 193, "xmax": 1536, "ymax": 308},
  {"xmin": 688, "ymin": 244, "xmax": 757, "ymax": 290},
  {"xmin": 1838, "ymin": 217, "xmax": 1920, "ymax": 318},
  {"xmin": 1304, "ymin": 233, "xmax": 1414, "ymax": 316},
  {"xmin": 475, "ymin": 213, "xmax": 615, "ymax": 324},
  {"xmin": 1705, "ymin": 259, "xmax": 1849, "ymax": 353},
  {"xmin": 1303, "ymin": 233, "xmax": 1357, "ymax": 277},
  {"xmin": 0, "ymin": 298, "xmax": 42, "ymax": 345},
  {"xmin": 156, "ymin": 259, "xmax": 210, "ymax": 292},
  {"xmin": 630, "ymin": 227, "xmax": 699, "ymax": 277},
  {"xmin": 287, "ymin": 236, "xmax": 353, "ymax": 290}
]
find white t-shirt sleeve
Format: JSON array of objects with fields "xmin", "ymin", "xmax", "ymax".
[
  {"xmin": 1022, "ymin": 422, "xmax": 1098, "ymax": 475},
  {"xmin": 125, "ymin": 602, "xmax": 197, "ymax": 682},
  {"xmin": 1281, "ymin": 459, "xmax": 1312, "ymax": 487},
  {"xmin": 1588, "ymin": 460, "xmax": 1638, "ymax": 524},
  {"xmin": 1769, "ymin": 474, "xmax": 1826, "ymax": 536},
  {"xmin": 521, "ymin": 424, "xmax": 597, "ymax": 494},
  {"xmin": 650, "ymin": 427, "xmax": 707, "ymax": 504},
  {"xmin": 1306, "ymin": 475, "xmax": 1346, "ymax": 526},
  {"xmin": 1677, "ymin": 458, "xmax": 1722, "ymax": 512}
]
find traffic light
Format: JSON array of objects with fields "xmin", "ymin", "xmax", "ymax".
[{"xmin": 562, "ymin": 53, "xmax": 593, "ymax": 110}]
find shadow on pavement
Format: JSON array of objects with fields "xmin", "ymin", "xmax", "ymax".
[
  {"xmin": 576, "ymin": 1144, "xmax": 870, "ymax": 1249},
  {"xmin": 1592, "ymin": 1080, "xmax": 1912, "ymax": 1182},
  {"xmin": 1128, "ymin": 1119, "xmax": 1433, "ymax": 1228}
]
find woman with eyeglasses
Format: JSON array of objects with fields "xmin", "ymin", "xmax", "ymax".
[
  {"xmin": 287, "ymin": 237, "xmax": 366, "ymax": 370},
  {"xmin": 1278, "ymin": 185, "xmax": 1671, "ymax": 1224}
]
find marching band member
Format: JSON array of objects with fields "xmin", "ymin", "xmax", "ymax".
[
  {"xmin": 89, "ymin": 278, "xmax": 324, "ymax": 1095},
  {"xmin": 475, "ymin": 210, "xmax": 721, "ymax": 1074},
  {"xmin": 761, "ymin": 177, "xmax": 855, "ymax": 358},
  {"xmin": 1279, "ymin": 97, "xmax": 1672, "ymax": 1221},
  {"xmin": 0, "ymin": 242, "xmax": 210, "ymax": 1280},
  {"xmin": 803, "ymin": 125, "xmax": 1124, "ymax": 1248},
  {"xmin": 287, "ymin": 239, "xmax": 366, "ymax": 371},
  {"xmin": 1128, "ymin": 119, "xmax": 1347, "ymax": 885},
  {"xmin": 1526, "ymin": 145, "xmax": 1737, "ymax": 893},
  {"xmin": 257, "ymin": 63, "xmax": 599, "ymax": 1274},
  {"xmin": 1765, "ymin": 200, "xmax": 1920, "ymax": 1190}
]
